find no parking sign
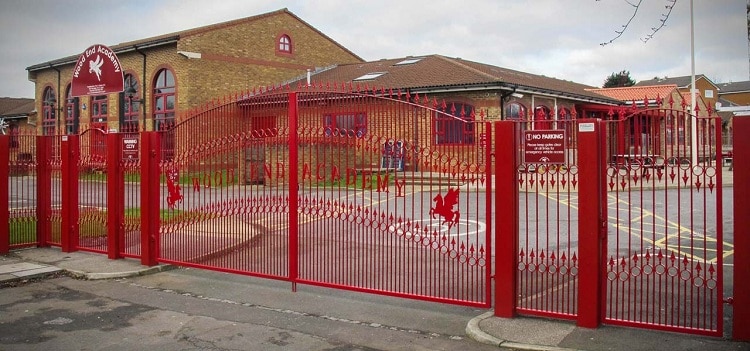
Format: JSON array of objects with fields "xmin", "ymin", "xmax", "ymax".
[{"xmin": 523, "ymin": 130, "xmax": 566, "ymax": 164}]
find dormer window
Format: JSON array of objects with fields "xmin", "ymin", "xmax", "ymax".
[{"xmin": 278, "ymin": 34, "xmax": 292, "ymax": 54}]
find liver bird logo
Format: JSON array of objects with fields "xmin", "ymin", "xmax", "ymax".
[
  {"xmin": 429, "ymin": 188, "xmax": 460, "ymax": 228},
  {"xmin": 89, "ymin": 55, "xmax": 104, "ymax": 81}
]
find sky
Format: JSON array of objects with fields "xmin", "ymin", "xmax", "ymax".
[{"xmin": 0, "ymin": 0, "xmax": 747, "ymax": 98}]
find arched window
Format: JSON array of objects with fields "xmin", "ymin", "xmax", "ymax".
[
  {"xmin": 64, "ymin": 84, "xmax": 79, "ymax": 135},
  {"xmin": 278, "ymin": 34, "xmax": 292, "ymax": 54},
  {"xmin": 153, "ymin": 68, "xmax": 176, "ymax": 160},
  {"xmin": 504, "ymin": 102, "xmax": 527, "ymax": 120},
  {"xmin": 122, "ymin": 74, "xmax": 140, "ymax": 133},
  {"xmin": 534, "ymin": 105, "xmax": 552, "ymax": 129},
  {"xmin": 434, "ymin": 102, "xmax": 475, "ymax": 145},
  {"xmin": 42, "ymin": 87, "xmax": 56, "ymax": 135}
]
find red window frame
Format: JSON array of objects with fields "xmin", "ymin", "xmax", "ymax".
[
  {"xmin": 122, "ymin": 74, "xmax": 140, "ymax": 133},
  {"xmin": 65, "ymin": 84, "xmax": 79, "ymax": 135},
  {"xmin": 42, "ymin": 87, "xmax": 56, "ymax": 135},
  {"xmin": 278, "ymin": 34, "xmax": 292, "ymax": 53},
  {"xmin": 90, "ymin": 95, "xmax": 108, "ymax": 124},
  {"xmin": 505, "ymin": 102, "xmax": 527, "ymax": 120},
  {"xmin": 434, "ymin": 102, "xmax": 475, "ymax": 145},
  {"xmin": 323, "ymin": 112, "xmax": 367, "ymax": 138},
  {"xmin": 534, "ymin": 105, "xmax": 552, "ymax": 130},
  {"xmin": 90, "ymin": 95, "xmax": 108, "ymax": 161},
  {"xmin": 153, "ymin": 68, "xmax": 176, "ymax": 160},
  {"xmin": 252, "ymin": 116, "xmax": 278, "ymax": 137}
]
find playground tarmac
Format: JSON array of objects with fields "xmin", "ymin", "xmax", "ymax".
[{"xmin": 1, "ymin": 248, "xmax": 747, "ymax": 351}]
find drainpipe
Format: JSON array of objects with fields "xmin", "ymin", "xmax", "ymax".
[
  {"xmin": 499, "ymin": 85, "xmax": 520, "ymax": 121},
  {"xmin": 134, "ymin": 46, "xmax": 147, "ymax": 131},
  {"xmin": 49, "ymin": 64, "xmax": 61, "ymax": 134}
]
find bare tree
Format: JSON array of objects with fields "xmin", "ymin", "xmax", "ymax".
[{"xmin": 599, "ymin": 0, "xmax": 678, "ymax": 46}]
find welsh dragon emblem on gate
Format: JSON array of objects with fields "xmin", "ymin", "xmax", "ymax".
[{"xmin": 430, "ymin": 188, "xmax": 460, "ymax": 228}]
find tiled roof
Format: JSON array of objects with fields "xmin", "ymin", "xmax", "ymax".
[
  {"xmin": 717, "ymin": 81, "xmax": 750, "ymax": 93},
  {"xmin": 585, "ymin": 85, "xmax": 678, "ymax": 102},
  {"xmin": 300, "ymin": 55, "xmax": 620, "ymax": 104},
  {"xmin": 634, "ymin": 74, "xmax": 713, "ymax": 88},
  {"xmin": 718, "ymin": 97, "xmax": 740, "ymax": 107},
  {"xmin": 678, "ymin": 91, "xmax": 706, "ymax": 107},
  {"xmin": 0, "ymin": 98, "xmax": 34, "ymax": 118},
  {"xmin": 28, "ymin": 8, "xmax": 362, "ymax": 71}
]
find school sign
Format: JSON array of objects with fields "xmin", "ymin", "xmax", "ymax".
[{"xmin": 70, "ymin": 44, "xmax": 124, "ymax": 97}]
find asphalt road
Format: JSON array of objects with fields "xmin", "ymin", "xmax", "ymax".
[{"xmin": 0, "ymin": 268, "xmax": 501, "ymax": 351}]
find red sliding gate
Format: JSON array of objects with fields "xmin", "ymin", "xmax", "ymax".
[
  {"xmin": 495, "ymin": 105, "xmax": 724, "ymax": 336},
  {"xmin": 4, "ymin": 89, "xmax": 745, "ymax": 338},
  {"xmin": 151, "ymin": 89, "xmax": 493, "ymax": 306}
]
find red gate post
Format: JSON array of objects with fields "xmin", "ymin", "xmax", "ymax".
[
  {"xmin": 36, "ymin": 136, "xmax": 52, "ymax": 247},
  {"xmin": 494, "ymin": 121, "xmax": 519, "ymax": 317},
  {"xmin": 106, "ymin": 132, "xmax": 123, "ymax": 259},
  {"xmin": 288, "ymin": 92, "xmax": 299, "ymax": 289},
  {"xmin": 733, "ymin": 117, "xmax": 750, "ymax": 341},
  {"xmin": 60, "ymin": 135, "xmax": 80, "ymax": 253},
  {"xmin": 140, "ymin": 132, "xmax": 160, "ymax": 266},
  {"xmin": 0, "ymin": 135, "xmax": 9, "ymax": 254},
  {"xmin": 483, "ymin": 121, "xmax": 494, "ymax": 305},
  {"xmin": 576, "ymin": 119, "xmax": 605, "ymax": 328}
]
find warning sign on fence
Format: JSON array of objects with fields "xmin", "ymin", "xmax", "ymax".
[
  {"xmin": 523, "ymin": 130, "xmax": 566, "ymax": 164},
  {"xmin": 122, "ymin": 137, "xmax": 139, "ymax": 160}
]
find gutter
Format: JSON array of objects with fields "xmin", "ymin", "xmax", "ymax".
[
  {"xmin": 411, "ymin": 83, "xmax": 622, "ymax": 106},
  {"xmin": 26, "ymin": 36, "xmax": 179, "ymax": 72}
]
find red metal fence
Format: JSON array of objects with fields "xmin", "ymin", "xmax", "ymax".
[
  {"xmin": 1, "ymin": 88, "xmax": 746, "ymax": 339},
  {"xmin": 495, "ymin": 105, "xmax": 725, "ymax": 336},
  {"xmin": 4, "ymin": 133, "xmax": 38, "ymax": 250},
  {"xmin": 143, "ymin": 88, "xmax": 493, "ymax": 306},
  {"xmin": 601, "ymin": 109, "xmax": 723, "ymax": 335}
]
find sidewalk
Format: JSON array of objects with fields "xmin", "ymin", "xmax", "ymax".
[
  {"xmin": 0, "ymin": 248, "xmax": 169, "ymax": 283},
  {"xmin": 466, "ymin": 311, "xmax": 749, "ymax": 351},
  {"xmin": 2, "ymin": 248, "xmax": 748, "ymax": 351}
]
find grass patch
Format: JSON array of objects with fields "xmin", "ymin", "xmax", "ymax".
[
  {"xmin": 9, "ymin": 221, "xmax": 36, "ymax": 245},
  {"xmin": 172, "ymin": 169, "xmax": 239, "ymax": 187},
  {"xmin": 78, "ymin": 172, "xmax": 141, "ymax": 182},
  {"xmin": 8, "ymin": 208, "xmax": 204, "ymax": 244},
  {"xmin": 75, "ymin": 168, "xmax": 238, "ymax": 186}
]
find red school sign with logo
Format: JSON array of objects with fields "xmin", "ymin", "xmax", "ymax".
[{"xmin": 70, "ymin": 44, "xmax": 124, "ymax": 97}]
